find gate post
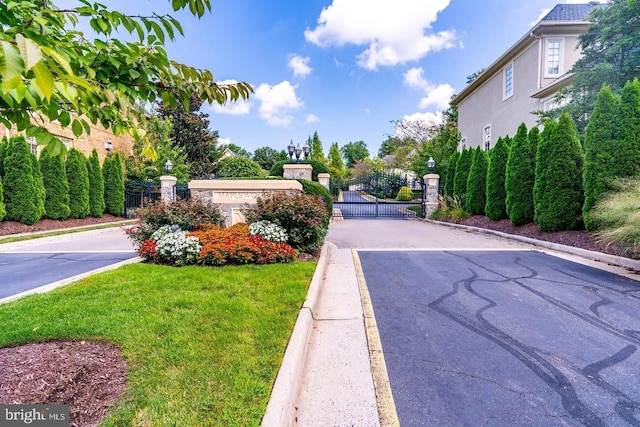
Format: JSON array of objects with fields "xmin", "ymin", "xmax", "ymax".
[
  {"xmin": 160, "ymin": 175, "xmax": 177, "ymax": 203},
  {"xmin": 423, "ymin": 173, "xmax": 440, "ymax": 218}
]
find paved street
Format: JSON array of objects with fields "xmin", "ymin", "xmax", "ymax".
[
  {"xmin": 359, "ymin": 249, "xmax": 640, "ymax": 426},
  {"xmin": 334, "ymin": 190, "xmax": 419, "ymax": 218}
]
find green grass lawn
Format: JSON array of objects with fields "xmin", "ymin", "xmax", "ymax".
[{"xmin": 0, "ymin": 262, "xmax": 315, "ymax": 426}]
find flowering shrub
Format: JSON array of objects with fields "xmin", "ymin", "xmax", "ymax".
[
  {"xmin": 155, "ymin": 230, "xmax": 202, "ymax": 266},
  {"xmin": 249, "ymin": 220, "xmax": 288, "ymax": 243},
  {"xmin": 189, "ymin": 223, "xmax": 296, "ymax": 266},
  {"xmin": 242, "ymin": 192, "xmax": 328, "ymax": 254},
  {"xmin": 127, "ymin": 199, "xmax": 223, "ymax": 246}
]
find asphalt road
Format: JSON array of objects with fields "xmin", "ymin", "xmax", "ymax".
[
  {"xmin": 358, "ymin": 249, "xmax": 640, "ymax": 427},
  {"xmin": 335, "ymin": 190, "xmax": 419, "ymax": 218},
  {"xmin": 0, "ymin": 227, "xmax": 137, "ymax": 301}
]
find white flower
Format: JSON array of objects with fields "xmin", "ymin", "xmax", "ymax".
[
  {"xmin": 155, "ymin": 228, "xmax": 202, "ymax": 266},
  {"xmin": 249, "ymin": 220, "xmax": 288, "ymax": 243}
]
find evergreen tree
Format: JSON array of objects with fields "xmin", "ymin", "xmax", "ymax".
[
  {"xmin": 87, "ymin": 149, "xmax": 105, "ymax": 217},
  {"xmin": 582, "ymin": 85, "xmax": 620, "ymax": 227},
  {"xmin": 466, "ymin": 148, "xmax": 489, "ymax": 215},
  {"xmin": 309, "ymin": 131, "xmax": 326, "ymax": 162},
  {"xmin": 104, "ymin": 153, "xmax": 125, "ymax": 216},
  {"xmin": 535, "ymin": 114, "xmax": 584, "ymax": 232},
  {"xmin": 3, "ymin": 136, "xmax": 41, "ymax": 225},
  {"xmin": 528, "ymin": 127, "xmax": 540, "ymax": 161},
  {"xmin": 30, "ymin": 152, "xmax": 46, "ymax": 219},
  {"xmin": 40, "ymin": 150, "xmax": 70, "ymax": 220},
  {"xmin": 453, "ymin": 148, "xmax": 473, "ymax": 206},
  {"xmin": 505, "ymin": 123, "xmax": 535, "ymax": 225},
  {"xmin": 327, "ymin": 142, "xmax": 346, "ymax": 181},
  {"xmin": 444, "ymin": 151, "xmax": 459, "ymax": 197},
  {"xmin": 612, "ymin": 78, "xmax": 640, "ymax": 178},
  {"xmin": 485, "ymin": 137, "xmax": 509, "ymax": 220},
  {"xmin": 0, "ymin": 137, "xmax": 7, "ymax": 178},
  {"xmin": 0, "ymin": 175, "xmax": 5, "ymax": 222},
  {"xmin": 534, "ymin": 121, "xmax": 556, "ymax": 225},
  {"xmin": 66, "ymin": 149, "xmax": 90, "ymax": 218}
]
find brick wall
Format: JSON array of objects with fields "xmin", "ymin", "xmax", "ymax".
[{"xmin": 0, "ymin": 114, "xmax": 134, "ymax": 164}]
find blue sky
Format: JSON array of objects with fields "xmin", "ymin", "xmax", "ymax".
[{"xmin": 80, "ymin": 1, "xmax": 601, "ymax": 156}]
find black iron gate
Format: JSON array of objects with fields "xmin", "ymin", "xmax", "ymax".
[
  {"xmin": 330, "ymin": 171, "xmax": 425, "ymax": 218},
  {"xmin": 124, "ymin": 181, "xmax": 191, "ymax": 217}
]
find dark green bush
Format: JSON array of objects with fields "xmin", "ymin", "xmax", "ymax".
[
  {"xmin": 242, "ymin": 192, "xmax": 328, "ymax": 253},
  {"xmin": 466, "ymin": 148, "xmax": 488, "ymax": 215},
  {"xmin": 87, "ymin": 149, "xmax": 105, "ymax": 217},
  {"xmin": 103, "ymin": 153, "xmax": 125, "ymax": 216},
  {"xmin": 0, "ymin": 175, "xmax": 5, "ymax": 222},
  {"xmin": 2, "ymin": 136, "xmax": 42, "ymax": 225},
  {"xmin": 297, "ymin": 179, "xmax": 332, "ymax": 225},
  {"xmin": 453, "ymin": 148, "xmax": 473, "ymax": 207},
  {"xmin": 505, "ymin": 123, "xmax": 535, "ymax": 225},
  {"xmin": 40, "ymin": 150, "xmax": 70, "ymax": 220},
  {"xmin": 66, "ymin": 148, "xmax": 90, "ymax": 219},
  {"xmin": 612, "ymin": 78, "xmax": 640, "ymax": 180},
  {"xmin": 444, "ymin": 151, "xmax": 459, "ymax": 197},
  {"xmin": 534, "ymin": 114, "xmax": 584, "ymax": 232},
  {"xmin": 270, "ymin": 159, "xmax": 329, "ymax": 181},
  {"xmin": 30, "ymin": 151, "xmax": 46, "ymax": 220},
  {"xmin": 485, "ymin": 137, "xmax": 509, "ymax": 220},
  {"xmin": 0, "ymin": 137, "xmax": 7, "ymax": 178},
  {"xmin": 396, "ymin": 186, "xmax": 413, "ymax": 201},
  {"xmin": 216, "ymin": 156, "xmax": 264, "ymax": 178}
]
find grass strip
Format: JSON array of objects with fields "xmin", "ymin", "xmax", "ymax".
[
  {"xmin": 0, "ymin": 221, "xmax": 134, "ymax": 245},
  {"xmin": 0, "ymin": 261, "xmax": 315, "ymax": 426}
]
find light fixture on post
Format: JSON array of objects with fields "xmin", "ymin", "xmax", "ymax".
[
  {"xmin": 303, "ymin": 141, "xmax": 311, "ymax": 161},
  {"xmin": 427, "ymin": 156, "xmax": 435, "ymax": 174},
  {"xmin": 164, "ymin": 159, "xmax": 173, "ymax": 175},
  {"xmin": 295, "ymin": 143, "xmax": 303, "ymax": 164},
  {"xmin": 104, "ymin": 141, "xmax": 113, "ymax": 156},
  {"xmin": 287, "ymin": 140, "xmax": 296, "ymax": 162}
]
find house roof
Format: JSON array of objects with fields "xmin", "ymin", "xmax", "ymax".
[{"xmin": 450, "ymin": 2, "xmax": 606, "ymax": 106}]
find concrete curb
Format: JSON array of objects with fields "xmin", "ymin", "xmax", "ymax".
[
  {"xmin": 261, "ymin": 241, "xmax": 334, "ymax": 427},
  {"xmin": 0, "ymin": 220, "xmax": 133, "ymax": 242},
  {"xmin": 424, "ymin": 219, "xmax": 640, "ymax": 272},
  {"xmin": 0, "ymin": 256, "xmax": 143, "ymax": 306}
]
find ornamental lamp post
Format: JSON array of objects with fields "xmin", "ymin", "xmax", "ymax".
[
  {"xmin": 164, "ymin": 159, "xmax": 174, "ymax": 175},
  {"xmin": 104, "ymin": 141, "xmax": 113, "ymax": 156},
  {"xmin": 427, "ymin": 156, "xmax": 435, "ymax": 174},
  {"xmin": 294, "ymin": 143, "xmax": 303, "ymax": 164},
  {"xmin": 303, "ymin": 141, "xmax": 311, "ymax": 160},
  {"xmin": 287, "ymin": 140, "xmax": 296, "ymax": 162}
]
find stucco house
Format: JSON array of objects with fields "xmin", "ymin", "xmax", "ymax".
[{"xmin": 450, "ymin": 2, "xmax": 606, "ymax": 151}]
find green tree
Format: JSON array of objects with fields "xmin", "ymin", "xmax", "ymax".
[
  {"xmin": 87, "ymin": 149, "xmax": 105, "ymax": 218},
  {"xmin": 0, "ymin": 1, "xmax": 251, "ymax": 156},
  {"xmin": 505, "ymin": 123, "xmax": 535, "ymax": 225},
  {"xmin": 40, "ymin": 150, "xmax": 70, "ymax": 220},
  {"xmin": 443, "ymin": 151, "xmax": 459, "ymax": 197},
  {"xmin": 308, "ymin": 132, "xmax": 326, "ymax": 162},
  {"xmin": 328, "ymin": 142, "xmax": 346, "ymax": 181},
  {"xmin": 0, "ymin": 137, "xmax": 7, "ymax": 178},
  {"xmin": 341, "ymin": 141, "xmax": 369, "ymax": 167},
  {"xmin": 411, "ymin": 105, "xmax": 460, "ymax": 178},
  {"xmin": 485, "ymin": 137, "xmax": 509, "ymax": 220},
  {"xmin": 30, "ymin": 151, "xmax": 46, "ymax": 220},
  {"xmin": 66, "ymin": 149, "xmax": 90, "ymax": 219},
  {"xmin": 544, "ymin": 0, "xmax": 640, "ymax": 132},
  {"xmin": 253, "ymin": 146, "xmax": 286, "ymax": 171},
  {"xmin": 2, "ymin": 136, "xmax": 42, "ymax": 225},
  {"xmin": 216, "ymin": 157, "xmax": 263, "ymax": 178},
  {"xmin": 466, "ymin": 148, "xmax": 489, "ymax": 215},
  {"xmin": 0, "ymin": 175, "xmax": 5, "ymax": 222},
  {"xmin": 582, "ymin": 85, "xmax": 620, "ymax": 226},
  {"xmin": 452, "ymin": 148, "xmax": 473, "ymax": 205},
  {"xmin": 104, "ymin": 154, "xmax": 125, "ymax": 216},
  {"xmin": 534, "ymin": 114, "xmax": 584, "ymax": 232},
  {"xmin": 612, "ymin": 78, "xmax": 640, "ymax": 178},
  {"xmin": 223, "ymin": 143, "xmax": 252, "ymax": 158},
  {"xmin": 157, "ymin": 93, "xmax": 223, "ymax": 178}
]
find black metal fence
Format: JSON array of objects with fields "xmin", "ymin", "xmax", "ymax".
[
  {"xmin": 124, "ymin": 180, "xmax": 191, "ymax": 218},
  {"xmin": 330, "ymin": 171, "xmax": 425, "ymax": 218}
]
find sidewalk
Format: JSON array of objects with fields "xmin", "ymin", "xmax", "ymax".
[{"xmin": 262, "ymin": 218, "xmax": 640, "ymax": 427}]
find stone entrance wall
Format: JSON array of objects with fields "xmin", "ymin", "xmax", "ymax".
[{"xmin": 188, "ymin": 179, "xmax": 303, "ymax": 227}]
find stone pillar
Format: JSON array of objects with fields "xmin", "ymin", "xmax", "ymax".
[
  {"xmin": 283, "ymin": 163, "xmax": 313, "ymax": 181},
  {"xmin": 160, "ymin": 175, "xmax": 177, "ymax": 203},
  {"xmin": 317, "ymin": 173, "xmax": 330, "ymax": 190},
  {"xmin": 423, "ymin": 174, "xmax": 440, "ymax": 218}
]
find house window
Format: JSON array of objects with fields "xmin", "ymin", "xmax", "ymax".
[
  {"xmin": 483, "ymin": 126, "xmax": 491, "ymax": 151},
  {"xmin": 545, "ymin": 38, "xmax": 563, "ymax": 77},
  {"xmin": 460, "ymin": 137, "xmax": 467, "ymax": 151},
  {"xmin": 543, "ymin": 95, "xmax": 569, "ymax": 112},
  {"xmin": 503, "ymin": 63, "xmax": 514, "ymax": 99},
  {"xmin": 26, "ymin": 136, "xmax": 38, "ymax": 156}
]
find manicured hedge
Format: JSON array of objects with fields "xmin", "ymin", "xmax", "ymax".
[
  {"xmin": 505, "ymin": 123, "xmax": 535, "ymax": 226},
  {"xmin": 3, "ymin": 136, "xmax": 42, "ymax": 225},
  {"xmin": 485, "ymin": 137, "xmax": 509, "ymax": 220},
  {"xmin": 466, "ymin": 147, "xmax": 488, "ymax": 215},
  {"xmin": 87, "ymin": 149, "xmax": 105, "ymax": 217},
  {"xmin": 67, "ymin": 149, "xmax": 90, "ymax": 219},
  {"xmin": 40, "ymin": 150, "xmax": 70, "ymax": 220},
  {"xmin": 452, "ymin": 148, "xmax": 473, "ymax": 206}
]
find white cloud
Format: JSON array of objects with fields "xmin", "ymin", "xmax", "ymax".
[
  {"xmin": 254, "ymin": 81, "xmax": 303, "ymax": 126},
  {"xmin": 218, "ymin": 137, "xmax": 232, "ymax": 145},
  {"xmin": 402, "ymin": 111, "xmax": 442, "ymax": 124},
  {"xmin": 306, "ymin": 114, "xmax": 320, "ymax": 123},
  {"xmin": 304, "ymin": 0, "xmax": 456, "ymax": 70},
  {"xmin": 209, "ymin": 79, "xmax": 252, "ymax": 115},
  {"xmin": 288, "ymin": 54, "xmax": 312, "ymax": 78},
  {"xmin": 404, "ymin": 67, "xmax": 455, "ymax": 111}
]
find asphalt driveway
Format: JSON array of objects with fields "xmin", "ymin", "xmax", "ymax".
[{"xmin": 358, "ymin": 249, "xmax": 640, "ymax": 427}]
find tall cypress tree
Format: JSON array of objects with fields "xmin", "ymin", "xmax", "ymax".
[
  {"xmin": 0, "ymin": 175, "xmax": 5, "ymax": 222},
  {"xmin": 87, "ymin": 149, "xmax": 105, "ymax": 217},
  {"xmin": 0, "ymin": 137, "xmax": 7, "ymax": 178},
  {"xmin": 40, "ymin": 150, "xmax": 70, "ymax": 220},
  {"xmin": 30, "ymin": 151, "xmax": 46, "ymax": 219},
  {"xmin": 444, "ymin": 151, "xmax": 459, "ymax": 197},
  {"xmin": 535, "ymin": 114, "xmax": 584, "ymax": 232},
  {"xmin": 453, "ymin": 148, "xmax": 473, "ymax": 206},
  {"xmin": 466, "ymin": 147, "xmax": 489, "ymax": 215},
  {"xmin": 485, "ymin": 137, "xmax": 509, "ymax": 220},
  {"xmin": 3, "ymin": 136, "xmax": 41, "ymax": 225},
  {"xmin": 612, "ymin": 78, "xmax": 640, "ymax": 178},
  {"xmin": 309, "ymin": 131, "xmax": 326, "ymax": 162},
  {"xmin": 582, "ymin": 85, "xmax": 619, "ymax": 227},
  {"xmin": 67, "ymin": 149, "xmax": 90, "ymax": 218},
  {"xmin": 534, "ymin": 121, "xmax": 556, "ymax": 226},
  {"xmin": 104, "ymin": 153, "xmax": 125, "ymax": 216},
  {"xmin": 505, "ymin": 123, "xmax": 535, "ymax": 225}
]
